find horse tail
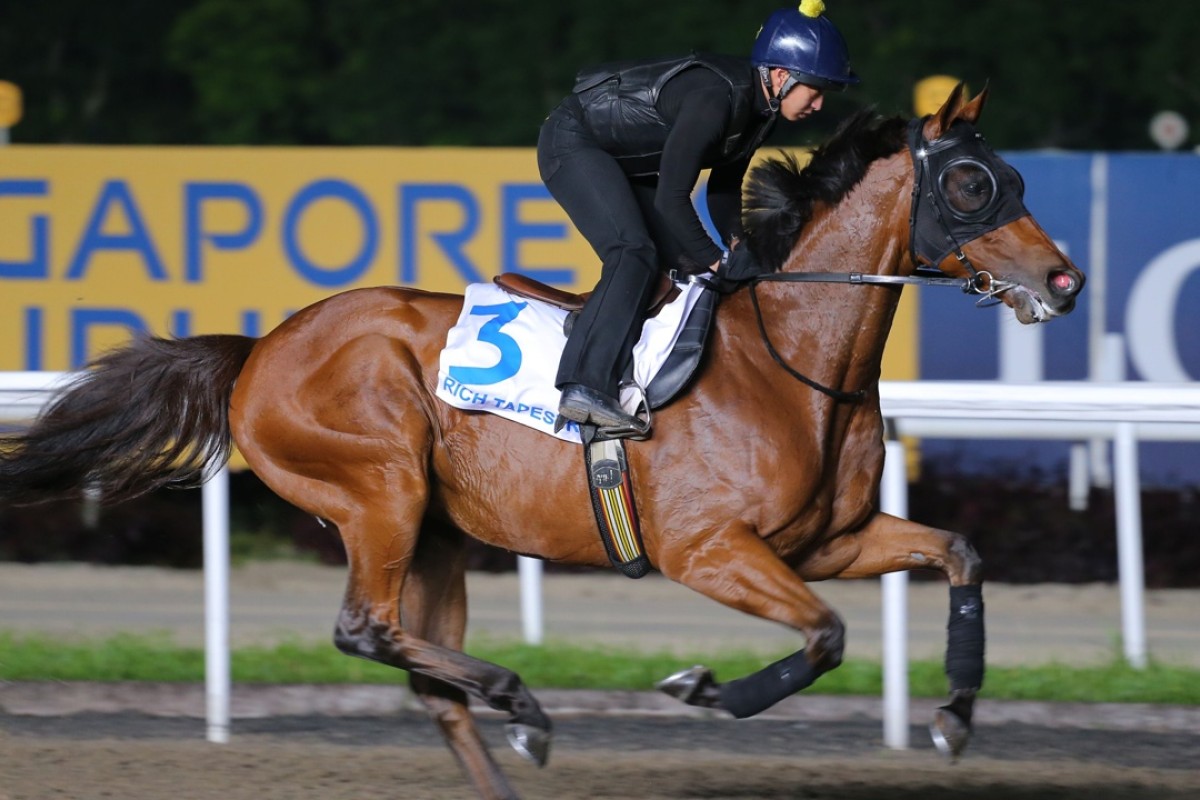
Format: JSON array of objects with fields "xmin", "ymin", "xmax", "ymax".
[{"xmin": 0, "ymin": 334, "xmax": 257, "ymax": 507}]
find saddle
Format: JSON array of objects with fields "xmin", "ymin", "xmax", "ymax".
[
  {"xmin": 494, "ymin": 271, "xmax": 679, "ymax": 322},
  {"xmin": 493, "ymin": 272, "xmax": 718, "ymax": 411}
]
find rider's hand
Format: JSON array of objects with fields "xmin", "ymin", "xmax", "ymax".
[{"xmin": 717, "ymin": 246, "xmax": 767, "ymax": 282}]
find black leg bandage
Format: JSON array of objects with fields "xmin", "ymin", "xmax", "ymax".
[
  {"xmin": 946, "ymin": 584, "xmax": 985, "ymax": 691},
  {"xmin": 718, "ymin": 649, "xmax": 819, "ymax": 719}
]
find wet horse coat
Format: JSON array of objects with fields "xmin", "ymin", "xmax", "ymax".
[{"xmin": 0, "ymin": 87, "xmax": 1083, "ymax": 800}]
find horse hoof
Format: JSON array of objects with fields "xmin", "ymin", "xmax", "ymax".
[
  {"xmin": 656, "ymin": 665, "xmax": 719, "ymax": 708},
  {"xmin": 505, "ymin": 723, "xmax": 551, "ymax": 767},
  {"xmin": 930, "ymin": 705, "xmax": 972, "ymax": 760}
]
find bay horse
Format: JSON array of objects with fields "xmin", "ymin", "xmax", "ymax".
[{"xmin": 0, "ymin": 85, "xmax": 1082, "ymax": 799}]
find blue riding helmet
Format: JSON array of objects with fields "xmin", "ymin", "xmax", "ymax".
[{"xmin": 752, "ymin": 5, "xmax": 859, "ymax": 93}]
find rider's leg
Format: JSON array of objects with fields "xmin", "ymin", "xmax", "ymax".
[{"xmin": 538, "ymin": 108, "xmax": 658, "ymax": 427}]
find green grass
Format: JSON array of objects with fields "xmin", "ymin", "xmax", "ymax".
[{"xmin": 1, "ymin": 632, "xmax": 1196, "ymax": 706}]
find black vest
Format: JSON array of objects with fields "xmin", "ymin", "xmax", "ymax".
[{"xmin": 572, "ymin": 52, "xmax": 773, "ymax": 176}]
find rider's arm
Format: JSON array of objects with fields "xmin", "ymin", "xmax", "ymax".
[
  {"xmin": 655, "ymin": 81, "xmax": 734, "ymax": 272},
  {"xmin": 706, "ymin": 159, "xmax": 750, "ymax": 249}
]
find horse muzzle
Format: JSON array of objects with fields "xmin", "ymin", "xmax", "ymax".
[{"xmin": 1004, "ymin": 264, "xmax": 1085, "ymax": 323}]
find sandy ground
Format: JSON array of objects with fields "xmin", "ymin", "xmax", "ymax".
[{"xmin": 1, "ymin": 711, "xmax": 1197, "ymax": 800}]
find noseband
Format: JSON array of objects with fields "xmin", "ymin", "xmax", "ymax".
[{"xmin": 745, "ymin": 116, "xmax": 1033, "ymax": 402}]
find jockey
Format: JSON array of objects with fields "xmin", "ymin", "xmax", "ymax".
[{"xmin": 540, "ymin": 1, "xmax": 860, "ymax": 433}]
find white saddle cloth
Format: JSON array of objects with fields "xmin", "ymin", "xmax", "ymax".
[{"xmin": 436, "ymin": 281, "xmax": 706, "ymax": 443}]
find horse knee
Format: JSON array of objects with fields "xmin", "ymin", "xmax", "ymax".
[{"xmin": 948, "ymin": 533, "xmax": 983, "ymax": 585}]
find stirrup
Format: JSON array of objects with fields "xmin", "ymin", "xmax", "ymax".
[{"xmin": 596, "ymin": 383, "xmax": 651, "ymax": 440}]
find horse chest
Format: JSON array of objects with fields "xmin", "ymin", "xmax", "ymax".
[{"xmin": 761, "ymin": 421, "xmax": 885, "ymax": 554}]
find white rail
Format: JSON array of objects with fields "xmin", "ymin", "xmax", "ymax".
[
  {"xmin": 882, "ymin": 382, "xmax": 1200, "ymax": 747},
  {"xmin": 881, "ymin": 380, "xmax": 1200, "ymax": 423}
]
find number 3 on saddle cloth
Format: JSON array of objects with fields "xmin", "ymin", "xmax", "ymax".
[{"xmin": 436, "ymin": 275, "xmax": 718, "ymax": 577}]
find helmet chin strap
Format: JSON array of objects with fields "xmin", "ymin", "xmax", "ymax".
[{"xmin": 758, "ymin": 65, "xmax": 791, "ymax": 114}]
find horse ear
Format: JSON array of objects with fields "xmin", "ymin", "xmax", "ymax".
[
  {"xmin": 922, "ymin": 81, "xmax": 967, "ymax": 140},
  {"xmin": 958, "ymin": 82, "xmax": 990, "ymax": 125}
]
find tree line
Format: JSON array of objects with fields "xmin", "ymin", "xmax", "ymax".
[{"xmin": 2, "ymin": 0, "xmax": 1196, "ymax": 151}]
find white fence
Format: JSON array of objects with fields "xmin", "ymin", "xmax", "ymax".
[
  {"xmin": 4, "ymin": 373, "xmax": 1200, "ymax": 748},
  {"xmin": 877, "ymin": 380, "xmax": 1200, "ymax": 747}
]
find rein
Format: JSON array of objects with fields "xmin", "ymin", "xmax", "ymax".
[
  {"xmin": 746, "ymin": 269, "xmax": 1009, "ymax": 404},
  {"xmin": 754, "ymin": 266, "xmax": 1016, "ymax": 304},
  {"xmin": 747, "ymin": 280, "xmax": 867, "ymax": 403}
]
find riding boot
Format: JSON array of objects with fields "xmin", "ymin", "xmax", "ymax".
[
  {"xmin": 558, "ymin": 383, "xmax": 641, "ymax": 429},
  {"xmin": 556, "ymin": 255, "xmax": 658, "ymax": 429}
]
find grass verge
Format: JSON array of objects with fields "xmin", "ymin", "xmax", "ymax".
[{"xmin": 1, "ymin": 632, "xmax": 1195, "ymax": 706}]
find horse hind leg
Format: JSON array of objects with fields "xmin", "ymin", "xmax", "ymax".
[
  {"xmin": 805, "ymin": 512, "xmax": 984, "ymax": 758},
  {"xmin": 335, "ymin": 572, "xmax": 553, "ymax": 774},
  {"xmin": 401, "ymin": 522, "xmax": 526, "ymax": 800},
  {"xmin": 330, "ymin": 496, "xmax": 552, "ymax": 783}
]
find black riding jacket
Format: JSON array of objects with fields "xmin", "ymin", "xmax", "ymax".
[{"xmin": 570, "ymin": 53, "xmax": 777, "ymax": 268}]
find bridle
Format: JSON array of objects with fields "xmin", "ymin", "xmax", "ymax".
[
  {"xmin": 901, "ymin": 116, "xmax": 1030, "ymax": 306},
  {"xmin": 743, "ymin": 116, "xmax": 1033, "ymax": 402}
]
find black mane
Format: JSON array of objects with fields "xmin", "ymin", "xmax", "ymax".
[{"xmin": 742, "ymin": 109, "xmax": 909, "ymax": 270}]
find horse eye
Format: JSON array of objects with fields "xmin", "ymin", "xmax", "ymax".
[
  {"xmin": 963, "ymin": 179, "xmax": 988, "ymax": 197},
  {"xmin": 941, "ymin": 162, "xmax": 995, "ymax": 216}
]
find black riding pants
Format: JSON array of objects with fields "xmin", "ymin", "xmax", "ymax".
[{"xmin": 537, "ymin": 104, "xmax": 660, "ymax": 397}]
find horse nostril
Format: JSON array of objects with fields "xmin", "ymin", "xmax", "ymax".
[{"xmin": 1049, "ymin": 270, "xmax": 1080, "ymax": 296}]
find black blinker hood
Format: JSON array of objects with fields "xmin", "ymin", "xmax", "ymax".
[{"xmin": 906, "ymin": 117, "xmax": 1030, "ymax": 269}]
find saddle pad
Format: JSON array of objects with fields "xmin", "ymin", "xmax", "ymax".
[{"xmin": 436, "ymin": 281, "xmax": 705, "ymax": 443}]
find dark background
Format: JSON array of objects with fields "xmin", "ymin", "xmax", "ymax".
[
  {"xmin": 2, "ymin": 3, "xmax": 1196, "ymax": 581},
  {"xmin": 2, "ymin": 0, "xmax": 1197, "ymax": 151}
]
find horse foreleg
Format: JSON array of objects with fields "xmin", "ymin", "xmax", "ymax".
[
  {"xmin": 806, "ymin": 512, "xmax": 984, "ymax": 758},
  {"xmin": 655, "ymin": 526, "xmax": 846, "ymax": 719},
  {"xmin": 402, "ymin": 524, "xmax": 521, "ymax": 800}
]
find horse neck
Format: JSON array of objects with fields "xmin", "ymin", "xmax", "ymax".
[{"xmin": 726, "ymin": 153, "xmax": 913, "ymax": 397}]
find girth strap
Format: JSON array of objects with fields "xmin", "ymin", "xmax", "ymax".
[{"xmin": 583, "ymin": 433, "xmax": 651, "ymax": 579}]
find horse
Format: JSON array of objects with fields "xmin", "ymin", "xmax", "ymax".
[{"xmin": 0, "ymin": 84, "xmax": 1082, "ymax": 800}]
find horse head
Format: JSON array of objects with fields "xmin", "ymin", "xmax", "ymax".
[{"xmin": 912, "ymin": 82, "xmax": 1085, "ymax": 323}]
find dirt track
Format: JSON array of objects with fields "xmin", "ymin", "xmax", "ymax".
[
  {"xmin": 2, "ymin": 711, "xmax": 1198, "ymax": 800},
  {"xmin": 2, "ymin": 564, "xmax": 1198, "ymax": 798}
]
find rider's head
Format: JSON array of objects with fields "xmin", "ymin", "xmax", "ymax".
[{"xmin": 752, "ymin": 1, "xmax": 859, "ymax": 114}]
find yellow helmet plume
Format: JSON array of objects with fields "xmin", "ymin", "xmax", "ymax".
[{"xmin": 798, "ymin": 0, "xmax": 826, "ymax": 18}]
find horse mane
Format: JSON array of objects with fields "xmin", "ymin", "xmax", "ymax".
[{"xmin": 742, "ymin": 109, "xmax": 909, "ymax": 270}]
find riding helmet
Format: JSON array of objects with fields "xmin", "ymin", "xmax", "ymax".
[{"xmin": 752, "ymin": 1, "xmax": 859, "ymax": 93}]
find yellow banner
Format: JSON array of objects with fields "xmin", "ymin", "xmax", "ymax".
[{"xmin": 0, "ymin": 145, "xmax": 915, "ymax": 379}]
